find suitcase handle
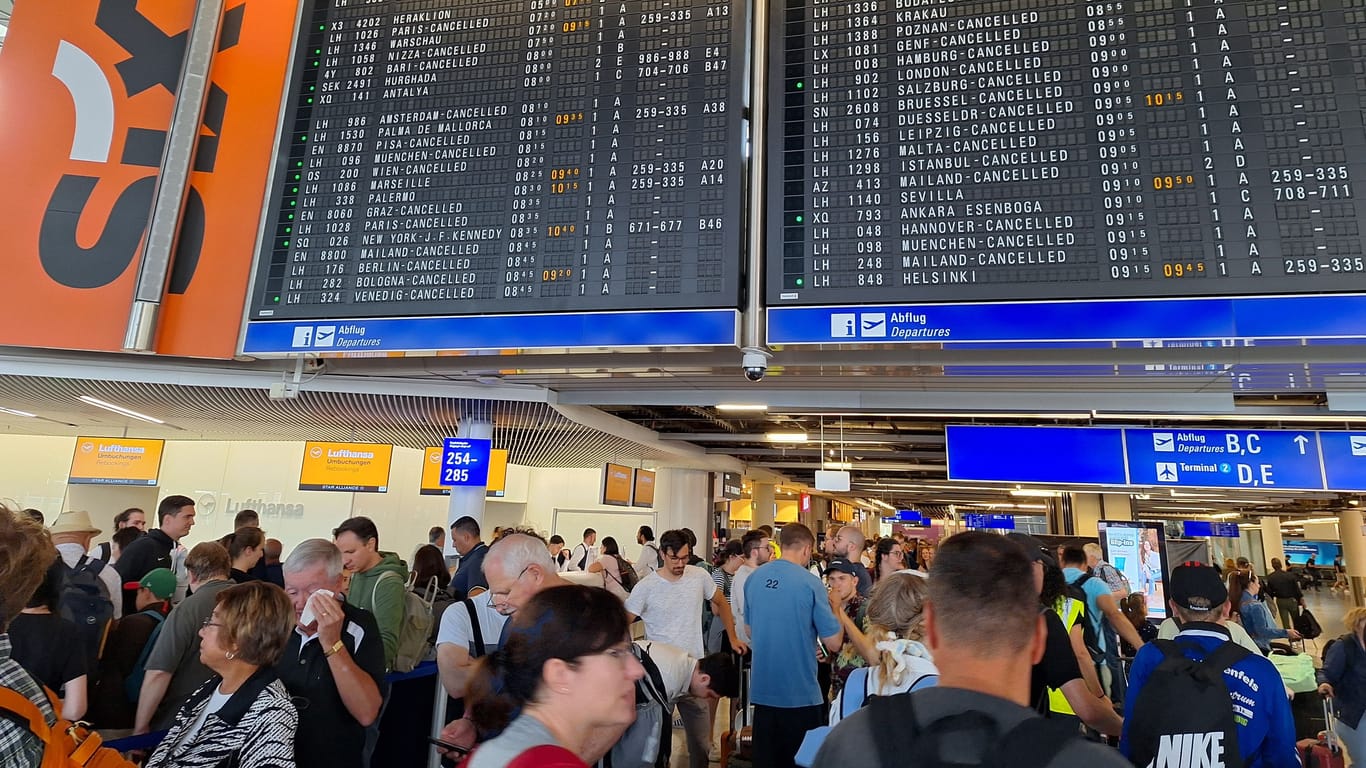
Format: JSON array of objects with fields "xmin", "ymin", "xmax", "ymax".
[{"xmin": 1322, "ymin": 695, "xmax": 1341, "ymax": 754}]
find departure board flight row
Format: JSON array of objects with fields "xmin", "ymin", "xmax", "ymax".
[
  {"xmin": 767, "ymin": 0, "xmax": 1366, "ymax": 305},
  {"xmin": 250, "ymin": 0, "xmax": 746, "ymax": 320}
]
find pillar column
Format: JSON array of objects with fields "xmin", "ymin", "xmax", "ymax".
[
  {"xmin": 1339, "ymin": 508, "xmax": 1366, "ymax": 607},
  {"xmin": 1072, "ymin": 493, "xmax": 1103, "ymax": 537},
  {"xmin": 1101, "ymin": 494, "xmax": 1134, "ymax": 521},
  {"xmin": 1261, "ymin": 516, "xmax": 1286, "ymax": 572},
  {"xmin": 752, "ymin": 483, "xmax": 776, "ymax": 531}
]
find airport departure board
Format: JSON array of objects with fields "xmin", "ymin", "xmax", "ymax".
[
  {"xmin": 768, "ymin": 0, "xmax": 1366, "ymax": 305},
  {"xmin": 250, "ymin": 0, "xmax": 745, "ymax": 320}
]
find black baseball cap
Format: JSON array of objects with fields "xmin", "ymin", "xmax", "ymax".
[
  {"xmin": 1005, "ymin": 532, "xmax": 1057, "ymax": 569},
  {"xmin": 1169, "ymin": 563, "xmax": 1228, "ymax": 612},
  {"xmin": 825, "ymin": 558, "xmax": 860, "ymax": 577}
]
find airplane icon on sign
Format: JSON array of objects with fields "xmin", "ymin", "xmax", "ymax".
[
  {"xmin": 1156, "ymin": 463, "xmax": 1179, "ymax": 482},
  {"xmin": 1351, "ymin": 436, "xmax": 1366, "ymax": 456}
]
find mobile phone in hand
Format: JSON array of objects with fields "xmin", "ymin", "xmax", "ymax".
[{"xmin": 429, "ymin": 736, "xmax": 470, "ymax": 755}]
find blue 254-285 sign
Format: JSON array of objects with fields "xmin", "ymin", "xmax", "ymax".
[{"xmin": 441, "ymin": 438, "xmax": 492, "ymax": 487}]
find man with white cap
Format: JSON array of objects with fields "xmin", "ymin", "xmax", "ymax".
[{"xmin": 48, "ymin": 509, "xmax": 122, "ymax": 620}]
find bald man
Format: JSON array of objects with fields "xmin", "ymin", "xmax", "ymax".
[{"xmin": 825, "ymin": 525, "xmax": 872, "ymax": 596}]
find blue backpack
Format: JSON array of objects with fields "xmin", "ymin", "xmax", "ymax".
[
  {"xmin": 795, "ymin": 666, "xmax": 939, "ymax": 767},
  {"xmin": 123, "ymin": 609, "xmax": 167, "ymax": 702}
]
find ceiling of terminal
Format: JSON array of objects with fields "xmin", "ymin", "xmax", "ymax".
[{"xmin": 2, "ymin": 343, "xmax": 1365, "ymax": 526}]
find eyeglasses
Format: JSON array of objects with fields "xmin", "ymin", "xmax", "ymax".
[
  {"xmin": 201, "ymin": 618, "xmax": 223, "ymax": 629},
  {"xmin": 663, "ymin": 553, "xmax": 690, "ymax": 563},
  {"xmin": 489, "ymin": 565, "xmax": 534, "ymax": 598}
]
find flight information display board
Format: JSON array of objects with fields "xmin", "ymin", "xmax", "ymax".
[
  {"xmin": 249, "ymin": 0, "xmax": 746, "ymax": 321},
  {"xmin": 767, "ymin": 0, "xmax": 1366, "ymax": 305}
]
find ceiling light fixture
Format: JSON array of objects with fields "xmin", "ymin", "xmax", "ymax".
[
  {"xmin": 716, "ymin": 403, "xmax": 769, "ymax": 412},
  {"xmin": 0, "ymin": 407, "xmax": 35, "ymax": 418},
  {"xmin": 822, "ymin": 461, "xmax": 853, "ymax": 471},
  {"xmin": 78, "ymin": 396, "xmax": 165, "ymax": 425},
  {"xmin": 1009, "ymin": 488, "xmax": 1060, "ymax": 498},
  {"xmin": 765, "ymin": 431, "xmax": 807, "ymax": 443}
]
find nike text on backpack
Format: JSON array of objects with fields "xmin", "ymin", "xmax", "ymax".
[
  {"xmin": 863, "ymin": 690, "xmax": 1078, "ymax": 768},
  {"xmin": 378, "ymin": 571, "xmax": 436, "ymax": 673},
  {"xmin": 600, "ymin": 642, "xmax": 672, "ymax": 768},
  {"xmin": 1127, "ymin": 640, "xmax": 1252, "ymax": 768},
  {"xmin": 0, "ymin": 686, "xmax": 137, "ymax": 768},
  {"xmin": 59, "ymin": 557, "xmax": 114, "ymax": 668},
  {"xmin": 1065, "ymin": 573, "xmax": 1105, "ymax": 664},
  {"xmin": 123, "ymin": 608, "xmax": 167, "ymax": 702}
]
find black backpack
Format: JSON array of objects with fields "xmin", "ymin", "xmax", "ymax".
[
  {"xmin": 867, "ymin": 690, "xmax": 1077, "ymax": 767},
  {"xmin": 57, "ymin": 557, "xmax": 114, "ymax": 668},
  {"xmin": 611, "ymin": 555, "xmax": 638, "ymax": 592},
  {"xmin": 601, "ymin": 642, "xmax": 671, "ymax": 768},
  {"xmin": 1127, "ymin": 639, "xmax": 1250, "ymax": 768},
  {"xmin": 1065, "ymin": 574, "xmax": 1105, "ymax": 664},
  {"xmin": 1295, "ymin": 607, "xmax": 1323, "ymax": 640}
]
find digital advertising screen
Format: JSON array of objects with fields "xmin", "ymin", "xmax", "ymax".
[
  {"xmin": 631, "ymin": 469, "xmax": 656, "ymax": 508},
  {"xmin": 1098, "ymin": 520, "xmax": 1170, "ymax": 620},
  {"xmin": 1282, "ymin": 540, "xmax": 1342, "ymax": 566},
  {"xmin": 68, "ymin": 437, "xmax": 165, "ymax": 486},
  {"xmin": 602, "ymin": 463, "xmax": 633, "ymax": 507},
  {"xmin": 299, "ymin": 441, "xmax": 393, "ymax": 493}
]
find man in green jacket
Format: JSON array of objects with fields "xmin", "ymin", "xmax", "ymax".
[{"xmin": 334, "ymin": 516, "xmax": 408, "ymax": 670}]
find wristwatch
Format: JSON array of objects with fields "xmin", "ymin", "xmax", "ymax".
[{"xmin": 323, "ymin": 640, "xmax": 345, "ymax": 658}]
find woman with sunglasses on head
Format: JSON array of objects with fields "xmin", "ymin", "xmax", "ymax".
[
  {"xmin": 146, "ymin": 581, "xmax": 299, "ymax": 768},
  {"xmin": 462, "ymin": 585, "xmax": 646, "ymax": 768}
]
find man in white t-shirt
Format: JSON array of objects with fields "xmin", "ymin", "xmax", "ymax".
[
  {"xmin": 731, "ymin": 529, "xmax": 772, "ymax": 644},
  {"xmin": 625, "ymin": 530, "xmax": 748, "ymax": 768},
  {"xmin": 567, "ymin": 528, "xmax": 597, "ymax": 571},
  {"xmin": 435, "ymin": 590, "xmax": 509, "ymax": 701},
  {"xmin": 635, "ymin": 525, "xmax": 663, "ymax": 579}
]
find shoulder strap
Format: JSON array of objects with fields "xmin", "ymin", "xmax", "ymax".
[
  {"xmin": 1199, "ymin": 640, "xmax": 1251, "ymax": 674},
  {"xmin": 464, "ymin": 599, "xmax": 486, "ymax": 657},
  {"xmin": 635, "ymin": 643, "xmax": 668, "ymax": 705},
  {"xmin": 987, "ymin": 716, "xmax": 1077, "ymax": 768},
  {"xmin": 1152, "ymin": 638, "xmax": 1185, "ymax": 661},
  {"xmin": 0, "ymin": 687, "xmax": 50, "ymax": 737},
  {"xmin": 841, "ymin": 667, "xmax": 869, "ymax": 717}
]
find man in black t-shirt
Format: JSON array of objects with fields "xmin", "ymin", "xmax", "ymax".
[
  {"xmin": 115, "ymin": 496, "xmax": 196, "ymax": 614},
  {"xmin": 1006, "ymin": 533, "xmax": 1124, "ymax": 738}
]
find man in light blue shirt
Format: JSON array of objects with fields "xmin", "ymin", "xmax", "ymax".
[
  {"xmin": 1060, "ymin": 546, "xmax": 1145, "ymax": 701},
  {"xmin": 743, "ymin": 523, "xmax": 843, "ymax": 768}
]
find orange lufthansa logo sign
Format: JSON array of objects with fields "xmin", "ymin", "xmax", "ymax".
[
  {"xmin": 299, "ymin": 441, "xmax": 393, "ymax": 493},
  {"xmin": 69, "ymin": 437, "xmax": 165, "ymax": 486}
]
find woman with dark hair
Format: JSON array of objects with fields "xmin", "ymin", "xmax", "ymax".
[
  {"xmin": 412, "ymin": 544, "xmax": 452, "ymax": 594},
  {"xmin": 872, "ymin": 538, "xmax": 905, "ymax": 583},
  {"xmin": 1119, "ymin": 593, "xmax": 1159, "ymax": 656},
  {"xmin": 8, "ymin": 561, "xmax": 87, "ymax": 720},
  {"xmin": 145, "ymin": 582, "xmax": 298, "ymax": 768},
  {"xmin": 1231, "ymin": 572, "xmax": 1298, "ymax": 653},
  {"xmin": 1040, "ymin": 559, "xmax": 1108, "ymax": 728},
  {"xmin": 587, "ymin": 536, "xmax": 632, "ymax": 601},
  {"xmin": 225, "ymin": 527, "xmax": 265, "ymax": 583},
  {"xmin": 463, "ymin": 585, "xmax": 645, "ymax": 768}
]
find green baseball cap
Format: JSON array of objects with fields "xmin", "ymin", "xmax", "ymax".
[{"xmin": 132, "ymin": 568, "xmax": 177, "ymax": 600}]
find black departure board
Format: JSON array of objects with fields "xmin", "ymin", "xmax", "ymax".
[
  {"xmin": 767, "ymin": 0, "xmax": 1366, "ymax": 305},
  {"xmin": 251, "ymin": 0, "xmax": 745, "ymax": 320}
]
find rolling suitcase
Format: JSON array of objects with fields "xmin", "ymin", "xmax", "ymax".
[
  {"xmin": 1298, "ymin": 698, "xmax": 1344, "ymax": 768},
  {"xmin": 721, "ymin": 659, "xmax": 753, "ymax": 768}
]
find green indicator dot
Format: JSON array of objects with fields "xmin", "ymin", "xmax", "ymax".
[
  {"xmin": 312, "ymin": 60, "xmax": 320, "ymax": 67},
  {"xmin": 291, "ymin": 187, "xmax": 298, "ymax": 193},
  {"xmin": 318, "ymin": 24, "xmax": 326, "ymax": 30},
  {"xmin": 796, "ymin": 278, "xmax": 805, "ymax": 286},
  {"xmin": 295, "ymin": 161, "xmax": 303, "ymax": 167},
  {"xmin": 309, "ymin": 85, "xmax": 316, "ymax": 91},
  {"xmin": 282, "ymin": 240, "xmax": 290, "ymax": 247},
  {"xmin": 293, "ymin": 174, "xmax": 300, "ymax": 181},
  {"xmin": 795, "ymin": 214, "xmax": 804, "ymax": 223},
  {"xmin": 314, "ymin": 48, "xmax": 322, "ymax": 54},
  {"xmin": 290, "ymin": 201, "xmax": 297, "ymax": 207},
  {"xmin": 796, "ymin": 81, "xmax": 803, "ymax": 89},
  {"xmin": 300, "ymin": 135, "xmax": 308, "ymax": 141},
  {"xmin": 288, "ymin": 214, "xmax": 295, "ymax": 220},
  {"xmin": 307, "ymin": 98, "xmax": 314, "ymax": 104},
  {"xmin": 285, "ymin": 227, "xmax": 293, "ymax": 233},
  {"xmin": 274, "ymin": 295, "xmax": 281, "ymax": 302}
]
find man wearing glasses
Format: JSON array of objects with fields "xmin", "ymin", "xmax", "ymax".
[
  {"xmin": 436, "ymin": 532, "xmax": 571, "ymax": 754},
  {"xmin": 133, "ymin": 542, "xmax": 235, "ymax": 734},
  {"xmin": 276, "ymin": 539, "xmax": 385, "ymax": 768}
]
